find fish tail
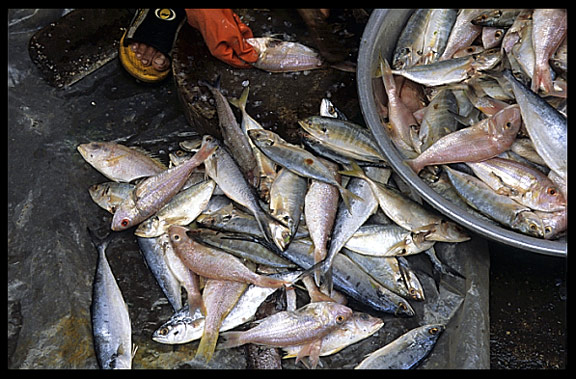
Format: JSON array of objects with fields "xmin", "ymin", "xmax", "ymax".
[
  {"xmin": 338, "ymin": 185, "xmax": 363, "ymax": 213},
  {"xmin": 217, "ymin": 331, "xmax": 245, "ymax": 350},
  {"xmin": 196, "ymin": 329, "xmax": 219, "ymax": 362},
  {"xmin": 198, "ymin": 74, "xmax": 221, "ymax": 92},
  {"xmin": 87, "ymin": 227, "xmax": 114, "ymax": 255},
  {"xmin": 313, "ymin": 244, "xmax": 326, "ymax": 286},
  {"xmin": 255, "ymin": 273, "xmax": 289, "ymax": 288},
  {"xmin": 228, "ymin": 86, "xmax": 249, "ymax": 112}
]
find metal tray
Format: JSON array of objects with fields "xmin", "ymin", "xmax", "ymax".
[{"xmin": 356, "ymin": 9, "xmax": 566, "ymax": 257}]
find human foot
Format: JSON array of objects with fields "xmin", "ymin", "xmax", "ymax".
[{"xmin": 129, "ymin": 42, "xmax": 170, "ymax": 72}]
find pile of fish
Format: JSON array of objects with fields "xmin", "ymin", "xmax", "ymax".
[
  {"xmin": 375, "ymin": 9, "xmax": 567, "ymax": 239},
  {"xmin": 78, "ymin": 71, "xmax": 474, "ymax": 368}
]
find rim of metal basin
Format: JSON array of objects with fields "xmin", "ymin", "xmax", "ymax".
[{"xmin": 356, "ymin": 9, "xmax": 566, "ymax": 257}]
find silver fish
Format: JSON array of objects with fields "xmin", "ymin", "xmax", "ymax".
[
  {"xmin": 191, "ymin": 228, "xmax": 296, "ymax": 269},
  {"xmin": 136, "ymin": 235, "xmax": 183, "ymax": 312},
  {"xmin": 445, "ymin": 166, "xmax": 545, "ymax": 237},
  {"xmin": 320, "ymin": 98, "xmax": 348, "ymax": 120},
  {"xmin": 246, "ymin": 37, "xmax": 325, "ymax": 73},
  {"xmin": 88, "ymin": 182, "xmax": 135, "ymax": 214},
  {"xmin": 472, "ymin": 9, "xmax": 522, "ymax": 27},
  {"xmin": 89, "ymin": 230, "xmax": 132, "ymax": 369},
  {"xmin": 420, "ymin": 9, "xmax": 458, "ymax": 65},
  {"xmin": 269, "ymin": 167, "xmax": 307, "ymax": 240},
  {"xmin": 344, "ymin": 223, "xmax": 434, "ymax": 257},
  {"xmin": 248, "ymin": 129, "xmax": 361, "ymax": 211},
  {"xmin": 344, "ymin": 250, "xmax": 419, "ymax": 301},
  {"xmin": 298, "ymin": 115, "xmax": 387, "ymax": 163},
  {"xmin": 355, "ymin": 324, "xmax": 445, "ymax": 369},
  {"xmin": 202, "ymin": 135, "xmax": 287, "ymax": 249},
  {"xmin": 78, "ymin": 141, "xmax": 166, "ymax": 183},
  {"xmin": 341, "ymin": 162, "xmax": 469, "ymax": 243},
  {"xmin": 200, "ymin": 80, "xmax": 259, "ymax": 188},
  {"xmin": 304, "ymin": 158, "xmax": 341, "ymax": 283},
  {"xmin": 392, "ymin": 48, "xmax": 502, "ymax": 87},
  {"xmin": 319, "ymin": 166, "xmax": 391, "ymax": 291},
  {"xmin": 413, "ymin": 88, "xmax": 459, "ymax": 154},
  {"xmin": 467, "ymin": 157, "xmax": 566, "ymax": 212},
  {"xmin": 287, "ymin": 239, "xmax": 415, "ymax": 316},
  {"xmin": 134, "ymin": 179, "xmax": 216, "ymax": 238},
  {"xmin": 503, "ymin": 70, "xmax": 567, "ymax": 181},
  {"xmin": 229, "ymin": 86, "xmax": 277, "ymax": 200}
]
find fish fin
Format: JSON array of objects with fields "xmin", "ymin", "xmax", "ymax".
[
  {"xmin": 187, "ymin": 291, "xmax": 207, "ymax": 317},
  {"xmin": 196, "ymin": 329, "xmax": 219, "ymax": 362},
  {"xmin": 295, "ymin": 339, "xmax": 322, "ymax": 369},
  {"xmin": 86, "ymin": 227, "xmax": 115, "ymax": 254},
  {"xmin": 338, "ymin": 186, "xmax": 363, "ymax": 212},
  {"xmin": 338, "ymin": 160, "xmax": 366, "ymax": 180},
  {"xmin": 216, "ymin": 331, "xmax": 245, "ymax": 350},
  {"xmin": 228, "ymin": 86, "xmax": 249, "ymax": 112}
]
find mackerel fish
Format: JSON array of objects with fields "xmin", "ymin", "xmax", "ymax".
[
  {"xmin": 89, "ymin": 230, "xmax": 133, "ymax": 369},
  {"xmin": 355, "ymin": 324, "xmax": 445, "ymax": 369}
]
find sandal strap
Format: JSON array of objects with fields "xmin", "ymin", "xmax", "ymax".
[{"xmin": 124, "ymin": 8, "xmax": 186, "ymax": 57}]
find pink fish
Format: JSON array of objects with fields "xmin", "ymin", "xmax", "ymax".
[{"xmin": 406, "ymin": 104, "xmax": 521, "ymax": 174}]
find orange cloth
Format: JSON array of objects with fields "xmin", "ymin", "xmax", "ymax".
[{"xmin": 186, "ymin": 9, "xmax": 259, "ymax": 68}]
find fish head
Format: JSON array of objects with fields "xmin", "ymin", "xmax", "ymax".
[
  {"xmin": 77, "ymin": 142, "xmax": 109, "ymax": 163},
  {"xmin": 110, "ymin": 195, "xmax": 139, "ymax": 231},
  {"xmin": 349, "ymin": 312, "xmax": 385, "ymax": 335},
  {"xmin": 533, "ymin": 185, "xmax": 567, "ymax": 213},
  {"xmin": 297, "ymin": 116, "xmax": 328, "ymax": 136},
  {"xmin": 247, "ymin": 129, "xmax": 277, "ymax": 147},
  {"xmin": 490, "ymin": 104, "xmax": 521, "ymax": 138},
  {"xmin": 425, "ymin": 220, "xmax": 470, "ymax": 243},
  {"xmin": 200, "ymin": 135, "xmax": 219, "ymax": 156},
  {"xmin": 152, "ymin": 316, "xmax": 202, "ymax": 344},
  {"xmin": 423, "ymin": 324, "xmax": 445, "ymax": 339},
  {"xmin": 514, "ymin": 210, "xmax": 545, "ymax": 238},
  {"xmin": 134, "ymin": 215, "xmax": 163, "ymax": 238},
  {"xmin": 269, "ymin": 220, "xmax": 292, "ymax": 251},
  {"xmin": 536, "ymin": 209, "xmax": 567, "ymax": 240},
  {"xmin": 167, "ymin": 225, "xmax": 191, "ymax": 248},
  {"xmin": 323, "ymin": 303, "xmax": 354, "ymax": 327}
]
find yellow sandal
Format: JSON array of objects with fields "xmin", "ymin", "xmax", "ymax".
[{"xmin": 119, "ymin": 9, "xmax": 185, "ymax": 83}]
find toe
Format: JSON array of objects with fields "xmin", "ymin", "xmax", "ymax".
[{"xmin": 152, "ymin": 52, "xmax": 170, "ymax": 71}]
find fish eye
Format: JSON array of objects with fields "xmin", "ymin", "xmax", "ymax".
[
  {"xmin": 336, "ymin": 315, "xmax": 346, "ymax": 324},
  {"xmin": 529, "ymin": 223, "xmax": 538, "ymax": 231},
  {"xmin": 158, "ymin": 328, "xmax": 168, "ymax": 336},
  {"xmin": 504, "ymin": 122, "xmax": 512, "ymax": 129},
  {"xmin": 544, "ymin": 226, "xmax": 553, "ymax": 235},
  {"xmin": 321, "ymin": 127, "xmax": 328, "ymax": 133},
  {"xmin": 428, "ymin": 327, "xmax": 439, "ymax": 335},
  {"xmin": 172, "ymin": 234, "xmax": 181, "ymax": 242},
  {"xmin": 120, "ymin": 218, "xmax": 130, "ymax": 227},
  {"xmin": 547, "ymin": 187, "xmax": 558, "ymax": 196}
]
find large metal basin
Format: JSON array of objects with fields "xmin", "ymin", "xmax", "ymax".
[{"xmin": 357, "ymin": 9, "xmax": 566, "ymax": 257}]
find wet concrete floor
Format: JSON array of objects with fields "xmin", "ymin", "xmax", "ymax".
[{"xmin": 8, "ymin": 9, "xmax": 566, "ymax": 369}]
